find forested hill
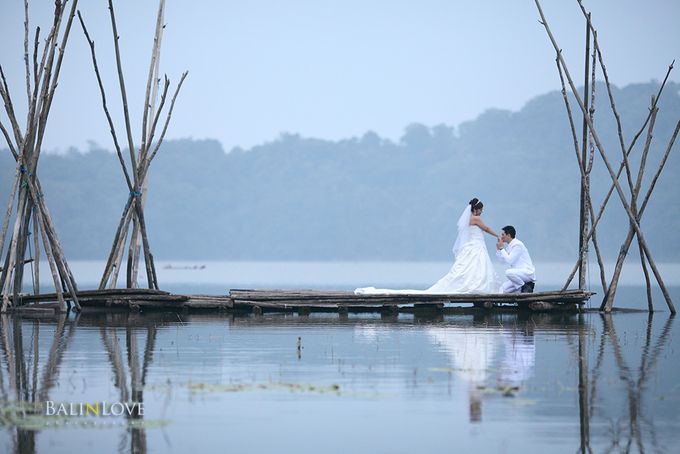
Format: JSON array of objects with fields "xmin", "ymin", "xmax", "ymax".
[{"xmin": 1, "ymin": 81, "xmax": 679, "ymax": 261}]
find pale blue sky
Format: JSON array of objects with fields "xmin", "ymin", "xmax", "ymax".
[{"xmin": 1, "ymin": 0, "xmax": 679, "ymax": 152}]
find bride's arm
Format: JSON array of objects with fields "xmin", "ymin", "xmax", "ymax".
[{"xmin": 470, "ymin": 216, "xmax": 499, "ymax": 238}]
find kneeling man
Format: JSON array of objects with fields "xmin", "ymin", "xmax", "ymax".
[{"xmin": 496, "ymin": 225, "xmax": 536, "ymax": 293}]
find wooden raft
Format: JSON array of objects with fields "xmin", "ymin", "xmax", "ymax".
[
  {"xmin": 229, "ymin": 289, "xmax": 594, "ymax": 312},
  {"xmin": 10, "ymin": 288, "xmax": 593, "ymax": 313},
  {"xmin": 11, "ymin": 288, "xmax": 233, "ymax": 311}
]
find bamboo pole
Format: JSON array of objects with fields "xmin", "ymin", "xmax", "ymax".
[
  {"xmin": 583, "ymin": 31, "xmax": 608, "ymax": 295},
  {"xmin": 32, "ymin": 208, "xmax": 40, "ymax": 295},
  {"xmin": 23, "ymin": 0, "xmax": 32, "ymax": 118},
  {"xmin": 604, "ymin": 101, "xmax": 658, "ymax": 311},
  {"xmin": 554, "ymin": 59, "xmax": 607, "ymax": 295},
  {"xmin": 108, "ymin": 209, "xmax": 133, "ymax": 288},
  {"xmin": 77, "ymin": 11, "xmax": 133, "ymax": 191},
  {"xmin": 130, "ymin": 0, "xmax": 166, "ymax": 287},
  {"xmin": 36, "ymin": 211, "xmax": 66, "ymax": 312},
  {"xmin": 107, "ymin": 0, "xmax": 138, "ymax": 188},
  {"xmin": 578, "ymin": 13, "xmax": 591, "ymax": 291},
  {"xmin": 534, "ymin": 0, "xmax": 675, "ymax": 314}
]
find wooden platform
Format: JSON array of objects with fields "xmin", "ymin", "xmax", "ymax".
[
  {"xmin": 7, "ymin": 288, "xmax": 593, "ymax": 313},
  {"xmin": 10, "ymin": 288, "xmax": 232, "ymax": 311},
  {"xmin": 229, "ymin": 289, "xmax": 594, "ymax": 312}
]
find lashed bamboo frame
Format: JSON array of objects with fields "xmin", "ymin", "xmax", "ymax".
[
  {"xmin": 78, "ymin": 0, "xmax": 188, "ymax": 291},
  {"xmin": 535, "ymin": 0, "xmax": 677, "ymax": 314},
  {"xmin": 0, "ymin": 0, "xmax": 82, "ymax": 313}
]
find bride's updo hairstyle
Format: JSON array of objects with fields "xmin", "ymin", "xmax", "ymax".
[{"xmin": 469, "ymin": 198, "xmax": 483, "ymax": 212}]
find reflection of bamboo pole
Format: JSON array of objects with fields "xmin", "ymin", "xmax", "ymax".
[
  {"xmin": 31, "ymin": 320, "xmax": 38, "ymax": 403},
  {"xmin": 601, "ymin": 314, "xmax": 642, "ymax": 450},
  {"xmin": 577, "ymin": 313, "xmax": 590, "ymax": 453},
  {"xmin": 534, "ymin": 0, "xmax": 675, "ymax": 314},
  {"xmin": 598, "ymin": 314, "xmax": 674, "ymax": 451},
  {"xmin": 142, "ymin": 326, "xmax": 157, "ymax": 385},
  {"xmin": 0, "ymin": 315, "xmax": 18, "ymax": 398},
  {"xmin": 100, "ymin": 327, "xmax": 129, "ymax": 402},
  {"xmin": 99, "ymin": 320, "xmax": 154, "ymax": 454},
  {"xmin": 38, "ymin": 314, "xmax": 66, "ymax": 402}
]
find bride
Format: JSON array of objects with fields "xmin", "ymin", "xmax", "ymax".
[{"xmin": 355, "ymin": 198, "xmax": 501, "ymax": 294}]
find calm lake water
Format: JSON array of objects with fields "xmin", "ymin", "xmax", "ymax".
[{"xmin": 2, "ymin": 262, "xmax": 679, "ymax": 453}]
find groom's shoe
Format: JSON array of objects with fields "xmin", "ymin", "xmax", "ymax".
[{"xmin": 520, "ymin": 281, "xmax": 535, "ymax": 293}]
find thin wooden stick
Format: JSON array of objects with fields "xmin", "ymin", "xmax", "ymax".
[
  {"xmin": 0, "ymin": 67, "xmax": 25, "ymax": 147},
  {"xmin": 585, "ymin": 44, "xmax": 607, "ymax": 293},
  {"xmin": 578, "ymin": 11, "xmax": 591, "ymax": 291},
  {"xmin": 1, "ymin": 186, "xmax": 29, "ymax": 311},
  {"xmin": 634, "ymin": 102, "xmax": 658, "ymax": 311},
  {"xmin": 640, "ymin": 121, "xmax": 680, "ymax": 216},
  {"xmin": 108, "ymin": 208, "xmax": 133, "ymax": 288},
  {"xmin": 534, "ymin": 0, "xmax": 675, "ymax": 313},
  {"xmin": 32, "ymin": 26, "xmax": 40, "ymax": 93},
  {"xmin": 33, "ymin": 0, "xmax": 79, "ymax": 160},
  {"xmin": 130, "ymin": 1, "xmax": 166, "ymax": 287},
  {"xmin": 143, "ymin": 76, "xmax": 170, "ymax": 160},
  {"xmin": 0, "ymin": 120, "xmax": 18, "ymax": 160},
  {"xmin": 32, "ymin": 207, "xmax": 40, "ymax": 295},
  {"xmin": 99, "ymin": 196, "xmax": 134, "ymax": 288},
  {"xmin": 146, "ymin": 71, "xmax": 188, "ymax": 167},
  {"xmin": 12, "ymin": 199, "xmax": 32, "ymax": 301},
  {"xmin": 107, "ymin": 0, "xmax": 138, "ymax": 188},
  {"xmin": 23, "ymin": 0, "xmax": 32, "ymax": 112},
  {"xmin": 29, "ymin": 178, "xmax": 80, "ymax": 311},
  {"xmin": 36, "ymin": 208, "xmax": 66, "ymax": 312},
  {"xmin": 0, "ymin": 170, "xmax": 21, "ymax": 267},
  {"xmin": 140, "ymin": 0, "xmax": 166, "ymax": 164},
  {"xmin": 77, "ymin": 10, "xmax": 133, "ymax": 191},
  {"xmin": 603, "ymin": 102, "xmax": 659, "ymax": 311},
  {"xmin": 129, "ymin": 77, "xmax": 169, "ymax": 286}
]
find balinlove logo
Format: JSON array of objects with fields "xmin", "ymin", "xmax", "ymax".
[{"xmin": 44, "ymin": 401, "xmax": 144, "ymax": 417}]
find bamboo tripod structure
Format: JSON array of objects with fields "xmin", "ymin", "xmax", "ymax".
[
  {"xmin": 535, "ymin": 0, "xmax": 678, "ymax": 314},
  {"xmin": 78, "ymin": 0, "xmax": 187, "ymax": 291},
  {"xmin": 0, "ymin": 0, "xmax": 82, "ymax": 313}
]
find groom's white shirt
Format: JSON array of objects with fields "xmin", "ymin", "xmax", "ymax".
[{"xmin": 496, "ymin": 238, "xmax": 536, "ymax": 280}]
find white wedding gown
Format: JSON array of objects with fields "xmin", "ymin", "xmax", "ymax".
[{"xmin": 355, "ymin": 207, "xmax": 501, "ymax": 295}]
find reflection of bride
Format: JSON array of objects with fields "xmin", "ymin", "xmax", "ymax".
[{"xmin": 355, "ymin": 198, "xmax": 501, "ymax": 294}]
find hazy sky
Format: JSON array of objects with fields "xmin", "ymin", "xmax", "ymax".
[{"xmin": 1, "ymin": 0, "xmax": 679, "ymax": 153}]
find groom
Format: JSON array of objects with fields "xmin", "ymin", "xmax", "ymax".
[{"xmin": 496, "ymin": 225, "xmax": 536, "ymax": 293}]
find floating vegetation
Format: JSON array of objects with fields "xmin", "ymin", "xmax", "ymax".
[
  {"xmin": 475, "ymin": 385, "xmax": 521, "ymax": 397},
  {"xmin": 182, "ymin": 382, "xmax": 342, "ymax": 395}
]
